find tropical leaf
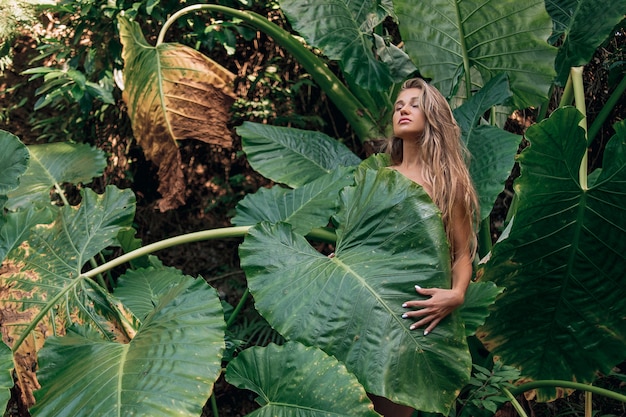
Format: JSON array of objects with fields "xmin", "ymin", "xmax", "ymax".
[
  {"xmin": 373, "ymin": 33, "xmax": 418, "ymax": 83},
  {"xmin": 0, "ymin": 207, "xmax": 54, "ymax": 265},
  {"xmin": 279, "ymin": 0, "xmax": 394, "ymax": 91},
  {"xmin": 114, "ymin": 266, "xmax": 187, "ymax": 321},
  {"xmin": 0, "ymin": 130, "xmax": 29, "ymax": 197},
  {"xmin": 545, "ymin": 0, "xmax": 626, "ymax": 84},
  {"xmin": 0, "ymin": 342, "xmax": 13, "ymax": 413},
  {"xmin": 453, "ymin": 74, "xmax": 522, "ymax": 220},
  {"xmin": 0, "ymin": 186, "xmax": 137, "ymax": 405},
  {"xmin": 118, "ymin": 16, "xmax": 236, "ymax": 211},
  {"xmin": 478, "ymin": 111, "xmax": 626, "ymax": 401},
  {"xmin": 232, "ymin": 166, "xmax": 355, "ymax": 234},
  {"xmin": 31, "ymin": 277, "xmax": 225, "ymax": 417},
  {"xmin": 237, "ymin": 121, "xmax": 361, "ymax": 187},
  {"xmin": 5, "ymin": 142, "xmax": 107, "ymax": 210},
  {"xmin": 226, "ymin": 342, "xmax": 379, "ymax": 417},
  {"xmin": 458, "ymin": 281, "xmax": 503, "ymax": 337},
  {"xmin": 240, "ymin": 168, "xmax": 471, "ymax": 414},
  {"xmin": 394, "ymin": 0, "xmax": 557, "ymax": 108}
]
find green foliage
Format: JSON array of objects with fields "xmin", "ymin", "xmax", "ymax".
[
  {"xmin": 479, "ymin": 112, "xmax": 626, "ymax": 400},
  {"xmin": 1, "ymin": 0, "xmax": 626, "ymax": 416},
  {"xmin": 546, "ymin": 0, "xmax": 626, "ymax": 84},
  {"xmin": 0, "ymin": 0, "xmax": 51, "ymax": 70},
  {"xmin": 31, "ymin": 277, "xmax": 225, "ymax": 416},
  {"xmin": 0, "ymin": 342, "xmax": 12, "ymax": 410},
  {"xmin": 458, "ymin": 361, "xmax": 521, "ymax": 417},
  {"xmin": 394, "ymin": 0, "xmax": 557, "ymax": 108},
  {"xmin": 225, "ymin": 342, "xmax": 380, "ymax": 416},
  {"xmin": 5, "ymin": 140, "xmax": 107, "ymax": 210},
  {"xmin": 239, "ymin": 167, "xmax": 468, "ymax": 413}
]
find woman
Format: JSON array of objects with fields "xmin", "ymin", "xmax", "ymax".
[{"xmin": 372, "ymin": 78, "xmax": 480, "ymax": 417}]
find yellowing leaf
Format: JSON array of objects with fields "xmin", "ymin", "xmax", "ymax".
[
  {"xmin": 0, "ymin": 187, "xmax": 137, "ymax": 405},
  {"xmin": 119, "ymin": 16, "xmax": 236, "ymax": 211}
]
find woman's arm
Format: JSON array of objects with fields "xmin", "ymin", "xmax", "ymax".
[{"xmin": 401, "ymin": 198, "xmax": 473, "ymax": 335}]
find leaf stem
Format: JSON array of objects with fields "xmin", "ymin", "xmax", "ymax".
[
  {"xmin": 502, "ymin": 387, "xmax": 529, "ymax": 417},
  {"xmin": 84, "ymin": 226, "xmax": 337, "ymax": 279},
  {"xmin": 210, "ymin": 394, "xmax": 219, "ymax": 417},
  {"xmin": 226, "ymin": 288, "xmax": 250, "ymax": 328},
  {"xmin": 84, "ymin": 226, "xmax": 252, "ymax": 279},
  {"xmin": 157, "ymin": 4, "xmax": 381, "ymax": 142},
  {"xmin": 453, "ymin": 1, "xmax": 472, "ymax": 99},
  {"xmin": 53, "ymin": 182, "xmax": 70, "ymax": 206},
  {"xmin": 571, "ymin": 67, "xmax": 588, "ymax": 190},
  {"xmin": 585, "ymin": 391, "xmax": 592, "ymax": 417},
  {"xmin": 509, "ymin": 380, "xmax": 626, "ymax": 404},
  {"xmin": 559, "ymin": 74, "xmax": 574, "ymax": 107},
  {"xmin": 588, "ymin": 73, "xmax": 626, "ymax": 145}
]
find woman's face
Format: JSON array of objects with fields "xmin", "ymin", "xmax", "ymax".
[{"xmin": 392, "ymin": 88, "xmax": 426, "ymax": 140}]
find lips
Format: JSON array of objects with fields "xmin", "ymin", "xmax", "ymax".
[{"xmin": 398, "ymin": 118, "xmax": 411, "ymax": 124}]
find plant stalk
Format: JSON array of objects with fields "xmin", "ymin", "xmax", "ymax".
[
  {"xmin": 84, "ymin": 226, "xmax": 252, "ymax": 279},
  {"xmin": 453, "ymin": 1, "xmax": 472, "ymax": 100},
  {"xmin": 157, "ymin": 4, "xmax": 381, "ymax": 142},
  {"xmin": 210, "ymin": 394, "xmax": 219, "ymax": 417},
  {"xmin": 84, "ymin": 226, "xmax": 337, "ymax": 279},
  {"xmin": 226, "ymin": 288, "xmax": 250, "ymax": 328},
  {"xmin": 509, "ymin": 380, "xmax": 626, "ymax": 404},
  {"xmin": 559, "ymin": 74, "xmax": 574, "ymax": 108},
  {"xmin": 588, "ymin": 73, "xmax": 626, "ymax": 145},
  {"xmin": 585, "ymin": 391, "xmax": 592, "ymax": 417},
  {"xmin": 502, "ymin": 387, "xmax": 529, "ymax": 417},
  {"xmin": 571, "ymin": 66, "xmax": 588, "ymax": 190}
]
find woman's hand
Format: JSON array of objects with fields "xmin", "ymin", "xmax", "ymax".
[{"xmin": 401, "ymin": 285, "xmax": 465, "ymax": 336}]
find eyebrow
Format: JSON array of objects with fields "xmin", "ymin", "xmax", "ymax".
[{"xmin": 394, "ymin": 97, "xmax": 420, "ymax": 106}]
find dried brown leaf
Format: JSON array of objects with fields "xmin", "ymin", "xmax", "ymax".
[{"xmin": 120, "ymin": 17, "xmax": 236, "ymax": 211}]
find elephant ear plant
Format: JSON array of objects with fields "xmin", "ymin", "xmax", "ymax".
[
  {"xmin": 2, "ymin": 0, "xmax": 626, "ymax": 416},
  {"xmin": 0, "ymin": 128, "xmax": 499, "ymax": 415}
]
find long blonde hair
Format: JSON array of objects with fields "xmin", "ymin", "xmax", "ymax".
[{"xmin": 385, "ymin": 78, "xmax": 479, "ymax": 260}]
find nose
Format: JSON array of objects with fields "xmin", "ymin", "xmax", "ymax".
[{"xmin": 400, "ymin": 104, "xmax": 410, "ymax": 114}]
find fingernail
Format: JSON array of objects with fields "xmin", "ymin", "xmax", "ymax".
[
  {"xmin": 401, "ymin": 303, "xmax": 407, "ymax": 308},
  {"xmin": 402, "ymin": 313, "xmax": 408, "ymax": 319},
  {"xmin": 409, "ymin": 324, "xmax": 416, "ymax": 330},
  {"xmin": 423, "ymin": 330, "xmax": 429, "ymax": 336},
  {"xmin": 415, "ymin": 285, "xmax": 421, "ymax": 290}
]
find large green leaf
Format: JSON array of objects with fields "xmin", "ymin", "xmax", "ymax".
[
  {"xmin": 240, "ymin": 168, "xmax": 470, "ymax": 414},
  {"xmin": 237, "ymin": 121, "xmax": 361, "ymax": 187},
  {"xmin": 114, "ymin": 266, "xmax": 187, "ymax": 321},
  {"xmin": 31, "ymin": 276, "xmax": 225, "ymax": 417},
  {"xmin": 232, "ymin": 166, "xmax": 355, "ymax": 234},
  {"xmin": 0, "ymin": 342, "xmax": 13, "ymax": 413},
  {"xmin": 5, "ymin": 142, "xmax": 107, "ymax": 210},
  {"xmin": 226, "ymin": 342, "xmax": 379, "ymax": 416},
  {"xmin": 394, "ymin": 0, "xmax": 557, "ymax": 108},
  {"xmin": 546, "ymin": 0, "xmax": 626, "ymax": 84},
  {"xmin": 0, "ymin": 130, "xmax": 29, "ymax": 197},
  {"xmin": 479, "ymin": 111, "xmax": 626, "ymax": 400},
  {"xmin": 119, "ymin": 16, "xmax": 236, "ymax": 211},
  {"xmin": 458, "ymin": 281, "xmax": 503, "ymax": 337},
  {"xmin": 0, "ymin": 186, "xmax": 136, "ymax": 404},
  {"xmin": 453, "ymin": 74, "xmax": 521, "ymax": 220},
  {"xmin": 279, "ymin": 0, "xmax": 394, "ymax": 91}
]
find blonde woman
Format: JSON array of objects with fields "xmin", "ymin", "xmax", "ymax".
[{"xmin": 371, "ymin": 78, "xmax": 480, "ymax": 417}]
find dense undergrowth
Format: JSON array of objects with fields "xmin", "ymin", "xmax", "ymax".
[{"xmin": 1, "ymin": 0, "xmax": 625, "ymax": 416}]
